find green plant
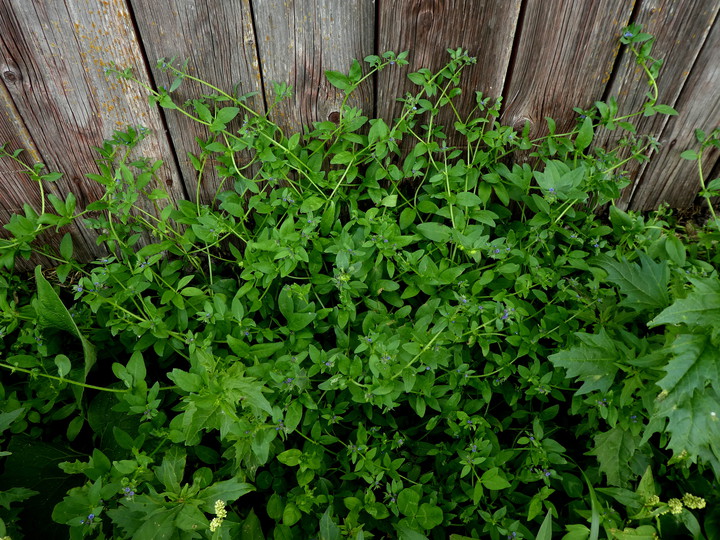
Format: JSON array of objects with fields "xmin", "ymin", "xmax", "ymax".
[{"xmin": 0, "ymin": 26, "xmax": 718, "ymax": 539}]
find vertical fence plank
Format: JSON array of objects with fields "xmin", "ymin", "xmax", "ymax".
[
  {"xmin": 0, "ymin": 77, "xmax": 42, "ymax": 220},
  {"xmin": 602, "ymin": 0, "xmax": 720, "ymax": 210},
  {"xmin": 252, "ymin": 0, "xmax": 376, "ymax": 134},
  {"xmin": 130, "ymin": 0, "xmax": 264, "ymax": 202},
  {"xmin": 0, "ymin": 0, "xmax": 184, "ymax": 262},
  {"xmin": 376, "ymin": 0, "xmax": 521, "ymax": 138},
  {"xmin": 628, "ymin": 14, "xmax": 720, "ymax": 210},
  {"xmin": 501, "ymin": 0, "xmax": 634, "ymax": 138}
]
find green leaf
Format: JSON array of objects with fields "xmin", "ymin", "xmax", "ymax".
[
  {"xmin": 397, "ymin": 488, "xmax": 420, "ymax": 516},
  {"xmin": 575, "ymin": 116, "xmax": 594, "ymax": 152},
  {"xmin": 325, "ymin": 70, "xmax": 351, "ymax": 91},
  {"xmin": 548, "ymin": 329, "xmax": 619, "ymax": 395},
  {"xmin": 656, "ymin": 333, "xmax": 720, "ymax": 408},
  {"xmin": 287, "ymin": 312, "xmax": 316, "ymax": 331},
  {"xmin": 664, "ymin": 234, "xmax": 686, "ymax": 266},
  {"xmin": 649, "ymin": 277, "xmax": 720, "ymax": 328},
  {"xmin": 199, "ymin": 479, "xmax": 255, "ymax": 512},
  {"xmin": 277, "ymin": 449, "xmax": 303, "ymax": 466},
  {"xmin": 535, "ymin": 510, "xmax": 553, "ymax": 540},
  {"xmin": 0, "ymin": 408, "xmax": 25, "ymax": 433},
  {"xmin": 659, "ymin": 388, "xmax": 720, "ymax": 470},
  {"xmin": 54, "ymin": 355, "xmax": 71, "ymax": 378},
  {"xmin": 34, "ymin": 266, "xmax": 96, "ymax": 379},
  {"xmin": 652, "ymin": 104, "xmax": 677, "ymax": 115},
  {"xmin": 416, "ymin": 222, "xmax": 452, "ymax": 243},
  {"xmin": 596, "ymin": 253, "xmax": 668, "ymax": 312},
  {"xmin": 415, "ymin": 503, "xmax": 443, "ymax": 529},
  {"xmin": 396, "ymin": 525, "xmax": 429, "ymax": 540},
  {"xmin": 59, "ymin": 233, "xmax": 73, "ymax": 260},
  {"xmin": 216, "ymin": 107, "xmax": 240, "ymax": 124},
  {"xmin": 589, "ymin": 426, "xmax": 639, "ymax": 487},
  {"xmin": 368, "ymin": 118, "xmax": 389, "ymax": 144},
  {"xmin": 240, "ymin": 509, "xmax": 265, "ymax": 540},
  {"xmin": 319, "ymin": 507, "xmax": 341, "ymax": 540},
  {"xmin": 480, "ymin": 467, "xmax": 511, "ymax": 490},
  {"xmin": 155, "ymin": 447, "xmax": 186, "ymax": 492},
  {"xmin": 680, "ymin": 149, "xmax": 698, "ymax": 160}
]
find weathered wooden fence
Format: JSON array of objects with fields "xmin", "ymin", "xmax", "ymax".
[{"xmin": 1, "ymin": 0, "xmax": 719, "ymax": 264}]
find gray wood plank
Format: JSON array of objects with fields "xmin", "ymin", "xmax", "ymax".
[
  {"xmin": 501, "ymin": 0, "xmax": 634, "ymax": 139},
  {"xmin": 628, "ymin": 13, "xmax": 720, "ymax": 210},
  {"xmin": 0, "ymin": 0, "xmax": 184, "ymax": 262},
  {"xmin": 376, "ymin": 0, "xmax": 522, "ymax": 145},
  {"xmin": 252, "ymin": 0, "xmax": 376, "ymax": 134},
  {"xmin": 602, "ymin": 0, "xmax": 720, "ymax": 210},
  {"xmin": 130, "ymin": 0, "xmax": 264, "ymax": 202}
]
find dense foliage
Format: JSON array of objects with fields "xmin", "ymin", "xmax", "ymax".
[{"xmin": 1, "ymin": 26, "xmax": 719, "ymax": 539}]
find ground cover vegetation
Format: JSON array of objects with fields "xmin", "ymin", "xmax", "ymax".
[{"xmin": 0, "ymin": 25, "xmax": 719, "ymax": 539}]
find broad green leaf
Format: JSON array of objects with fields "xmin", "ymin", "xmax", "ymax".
[
  {"xmin": 34, "ymin": 266, "xmax": 96, "ymax": 378},
  {"xmin": 575, "ymin": 116, "xmax": 594, "ymax": 152},
  {"xmin": 325, "ymin": 70, "xmax": 351, "ymax": 91},
  {"xmin": 657, "ymin": 387, "xmax": 720, "ymax": 471},
  {"xmin": 199, "ymin": 479, "xmax": 255, "ymax": 512},
  {"xmin": 397, "ymin": 488, "xmax": 420, "ymax": 516},
  {"xmin": 596, "ymin": 253, "xmax": 669, "ymax": 312},
  {"xmin": 319, "ymin": 508, "xmax": 341, "ymax": 540},
  {"xmin": 287, "ymin": 312, "xmax": 316, "ymax": 331},
  {"xmin": 396, "ymin": 525, "xmax": 429, "ymax": 540},
  {"xmin": 277, "ymin": 449, "xmax": 302, "ymax": 466},
  {"xmin": 656, "ymin": 334, "xmax": 720, "ymax": 408},
  {"xmin": 240, "ymin": 509, "xmax": 265, "ymax": 540},
  {"xmin": 480, "ymin": 467, "xmax": 511, "ymax": 490},
  {"xmin": 548, "ymin": 329, "xmax": 619, "ymax": 395},
  {"xmin": 415, "ymin": 503, "xmax": 443, "ymax": 529},
  {"xmin": 0, "ymin": 408, "xmax": 24, "ymax": 433},
  {"xmin": 155, "ymin": 447, "xmax": 186, "ymax": 493},
  {"xmin": 59, "ymin": 233, "xmax": 73, "ymax": 259},
  {"xmin": 0, "ymin": 487, "xmax": 38, "ymax": 510},
  {"xmin": 416, "ymin": 222, "xmax": 452, "ymax": 243},
  {"xmin": 535, "ymin": 510, "xmax": 553, "ymax": 540},
  {"xmin": 216, "ymin": 106, "xmax": 240, "ymax": 124},
  {"xmin": 589, "ymin": 427, "xmax": 639, "ymax": 487},
  {"xmin": 649, "ymin": 277, "xmax": 720, "ymax": 328}
]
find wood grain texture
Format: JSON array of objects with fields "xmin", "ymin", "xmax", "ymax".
[
  {"xmin": 602, "ymin": 0, "xmax": 720, "ymax": 209},
  {"xmin": 130, "ymin": 0, "xmax": 264, "ymax": 202},
  {"xmin": 376, "ymin": 0, "xmax": 521, "ymax": 141},
  {"xmin": 0, "ymin": 0, "xmax": 184, "ymax": 261},
  {"xmin": 501, "ymin": 0, "xmax": 634, "ymax": 138},
  {"xmin": 628, "ymin": 13, "xmax": 720, "ymax": 210},
  {"xmin": 252, "ymin": 0, "xmax": 375, "ymax": 134}
]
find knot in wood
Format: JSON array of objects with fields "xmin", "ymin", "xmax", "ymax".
[
  {"xmin": 2, "ymin": 67, "xmax": 20, "ymax": 84},
  {"xmin": 328, "ymin": 111, "xmax": 340, "ymax": 123}
]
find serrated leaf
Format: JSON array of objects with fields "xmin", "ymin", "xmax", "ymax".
[
  {"xmin": 597, "ymin": 253, "xmax": 668, "ymax": 311},
  {"xmin": 649, "ymin": 277, "xmax": 720, "ymax": 328},
  {"xmin": 656, "ymin": 334, "xmax": 720, "ymax": 408},
  {"xmin": 589, "ymin": 426, "xmax": 639, "ymax": 487},
  {"xmin": 548, "ymin": 329, "xmax": 619, "ymax": 395},
  {"xmin": 657, "ymin": 388, "xmax": 720, "ymax": 473}
]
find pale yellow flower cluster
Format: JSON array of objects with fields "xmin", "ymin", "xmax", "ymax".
[
  {"xmin": 645, "ymin": 492, "xmax": 706, "ymax": 516},
  {"xmin": 209, "ymin": 500, "xmax": 228, "ymax": 532},
  {"xmin": 682, "ymin": 493, "xmax": 707, "ymax": 510}
]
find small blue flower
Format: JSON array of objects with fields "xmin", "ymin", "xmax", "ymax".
[{"xmin": 623, "ymin": 31, "xmax": 634, "ymax": 38}]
